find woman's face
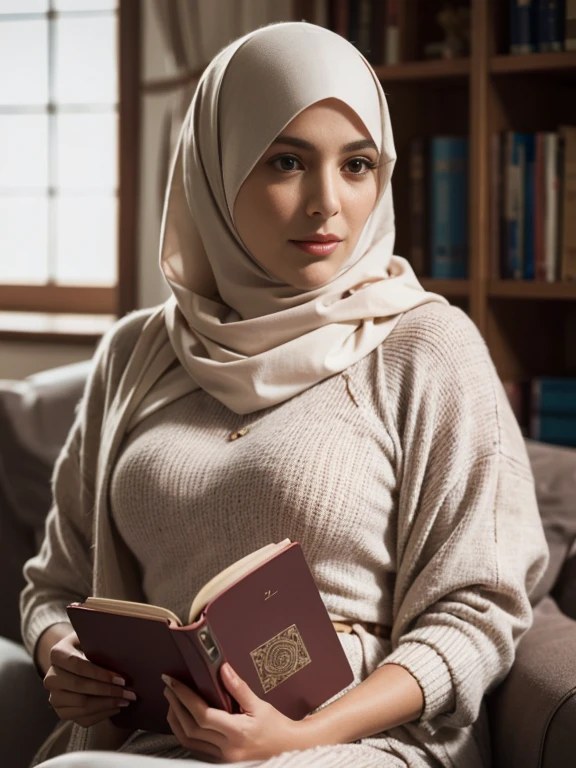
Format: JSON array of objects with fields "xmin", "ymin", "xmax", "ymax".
[{"xmin": 233, "ymin": 98, "xmax": 381, "ymax": 290}]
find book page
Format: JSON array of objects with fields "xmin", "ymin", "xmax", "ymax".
[{"xmin": 84, "ymin": 598, "xmax": 182, "ymax": 626}]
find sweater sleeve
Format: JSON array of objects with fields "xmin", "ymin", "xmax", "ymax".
[
  {"xmin": 376, "ymin": 304, "xmax": 549, "ymax": 733},
  {"xmin": 19, "ymin": 310, "xmax": 151, "ymax": 667}
]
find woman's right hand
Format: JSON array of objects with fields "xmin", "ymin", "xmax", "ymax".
[{"xmin": 42, "ymin": 629, "xmax": 137, "ymax": 728}]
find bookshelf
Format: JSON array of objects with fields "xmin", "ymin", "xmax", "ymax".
[{"xmin": 294, "ymin": 0, "xmax": 576, "ymax": 389}]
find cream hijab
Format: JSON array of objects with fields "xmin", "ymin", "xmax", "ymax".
[{"xmin": 122, "ymin": 22, "xmax": 448, "ymax": 432}]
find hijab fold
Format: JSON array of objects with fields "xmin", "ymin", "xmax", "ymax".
[{"xmin": 117, "ymin": 21, "xmax": 448, "ymax": 433}]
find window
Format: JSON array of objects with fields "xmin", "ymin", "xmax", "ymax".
[{"xmin": 0, "ymin": 0, "xmax": 139, "ymax": 326}]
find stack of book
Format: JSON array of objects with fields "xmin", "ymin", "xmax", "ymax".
[
  {"xmin": 503, "ymin": 377, "xmax": 576, "ymax": 447},
  {"xmin": 319, "ymin": 0, "xmax": 399, "ymax": 64},
  {"xmin": 509, "ymin": 0, "xmax": 576, "ymax": 54},
  {"xmin": 408, "ymin": 136, "xmax": 469, "ymax": 279},
  {"xmin": 490, "ymin": 127, "xmax": 576, "ymax": 281}
]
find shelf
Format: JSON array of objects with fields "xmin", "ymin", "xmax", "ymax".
[
  {"xmin": 488, "ymin": 281, "xmax": 576, "ymax": 300},
  {"xmin": 420, "ymin": 279, "xmax": 470, "ymax": 297},
  {"xmin": 490, "ymin": 51, "xmax": 576, "ymax": 75},
  {"xmin": 373, "ymin": 58, "xmax": 470, "ymax": 82}
]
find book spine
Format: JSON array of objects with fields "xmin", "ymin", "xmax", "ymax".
[
  {"xmin": 490, "ymin": 133, "xmax": 502, "ymax": 278},
  {"xmin": 501, "ymin": 133, "xmax": 513, "ymax": 279},
  {"xmin": 431, "ymin": 138, "xmax": 451, "ymax": 278},
  {"xmin": 560, "ymin": 126, "xmax": 576, "ymax": 280},
  {"xmin": 508, "ymin": 133, "xmax": 523, "ymax": 279},
  {"xmin": 451, "ymin": 138, "xmax": 469, "ymax": 279},
  {"xmin": 385, "ymin": 0, "xmax": 399, "ymax": 65},
  {"xmin": 544, "ymin": 132, "xmax": 559, "ymax": 282},
  {"xmin": 328, "ymin": 0, "xmax": 349, "ymax": 36},
  {"xmin": 567, "ymin": 0, "xmax": 576, "ymax": 49},
  {"xmin": 348, "ymin": 0, "xmax": 359, "ymax": 47},
  {"xmin": 535, "ymin": 132, "xmax": 546, "ymax": 280},
  {"xmin": 543, "ymin": 0, "xmax": 566, "ymax": 51},
  {"xmin": 532, "ymin": 415, "xmax": 576, "ymax": 446},
  {"xmin": 368, "ymin": 0, "xmax": 386, "ymax": 63},
  {"xmin": 357, "ymin": 0, "xmax": 372, "ymax": 56},
  {"xmin": 523, "ymin": 133, "xmax": 536, "ymax": 279},
  {"xmin": 171, "ymin": 624, "xmax": 234, "ymax": 713},
  {"xmin": 511, "ymin": 0, "xmax": 537, "ymax": 53},
  {"xmin": 314, "ymin": 0, "xmax": 329, "ymax": 28},
  {"xmin": 409, "ymin": 137, "xmax": 426, "ymax": 276}
]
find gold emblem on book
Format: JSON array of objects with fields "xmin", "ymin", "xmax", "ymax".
[{"xmin": 250, "ymin": 624, "xmax": 311, "ymax": 694}]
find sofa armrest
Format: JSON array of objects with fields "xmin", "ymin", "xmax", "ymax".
[{"xmin": 488, "ymin": 596, "xmax": 576, "ymax": 768}]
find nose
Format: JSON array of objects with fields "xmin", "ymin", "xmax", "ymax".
[{"xmin": 305, "ymin": 167, "xmax": 341, "ymax": 220}]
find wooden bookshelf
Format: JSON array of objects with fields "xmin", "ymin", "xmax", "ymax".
[{"xmin": 295, "ymin": 0, "xmax": 576, "ymax": 384}]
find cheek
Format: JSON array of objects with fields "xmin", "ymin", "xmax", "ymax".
[{"xmin": 344, "ymin": 182, "xmax": 378, "ymax": 232}]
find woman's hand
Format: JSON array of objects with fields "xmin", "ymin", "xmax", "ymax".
[
  {"xmin": 162, "ymin": 662, "xmax": 309, "ymax": 762},
  {"xmin": 43, "ymin": 630, "xmax": 137, "ymax": 728}
]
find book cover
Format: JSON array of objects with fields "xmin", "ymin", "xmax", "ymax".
[
  {"xmin": 67, "ymin": 542, "xmax": 354, "ymax": 734},
  {"xmin": 538, "ymin": 0, "xmax": 566, "ymax": 50}
]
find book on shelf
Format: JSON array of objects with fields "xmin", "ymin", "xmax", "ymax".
[
  {"xmin": 66, "ymin": 540, "xmax": 354, "ymax": 734},
  {"xmin": 430, "ymin": 137, "xmax": 469, "ymax": 279},
  {"xmin": 491, "ymin": 128, "xmax": 576, "ymax": 281},
  {"xmin": 531, "ymin": 376, "xmax": 576, "ymax": 446},
  {"xmin": 323, "ymin": 0, "xmax": 399, "ymax": 64},
  {"xmin": 509, "ymin": 0, "xmax": 568, "ymax": 53},
  {"xmin": 409, "ymin": 137, "xmax": 427, "ymax": 277}
]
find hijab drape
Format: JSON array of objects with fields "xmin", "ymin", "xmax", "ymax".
[{"xmin": 119, "ymin": 21, "xmax": 448, "ymax": 432}]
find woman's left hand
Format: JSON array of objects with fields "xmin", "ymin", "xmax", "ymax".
[{"xmin": 162, "ymin": 662, "xmax": 310, "ymax": 762}]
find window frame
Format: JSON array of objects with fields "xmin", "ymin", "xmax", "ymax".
[{"xmin": 0, "ymin": 0, "xmax": 140, "ymax": 338}]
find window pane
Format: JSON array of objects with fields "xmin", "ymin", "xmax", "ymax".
[
  {"xmin": 57, "ymin": 113, "xmax": 117, "ymax": 190},
  {"xmin": 54, "ymin": 0, "xmax": 117, "ymax": 9},
  {"xmin": 55, "ymin": 16, "xmax": 117, "ymax": 104},
  {"xmin": 0, "ymin": 197, "xmax": 48, "ymax": 283},
  {"xmin": 55, "ymin": 196, "xmax": 116, "ymax": 285},
  {"xmin": 0, "ymin": 0, "xmax": 48, "ymax": 12},
  {"xmin": 0, "ymin": 20, "xmax": 48, "ymax": 105},
  {"xmin": 0, "ymin": 115, "xmax": 48, "ymax": 188}
]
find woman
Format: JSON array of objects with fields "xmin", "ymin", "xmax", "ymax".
[{"xmin": 21, "ymin": 21, "xmax": 548, "ymax": 768}]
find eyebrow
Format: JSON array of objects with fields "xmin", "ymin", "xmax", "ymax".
[{"xmin": 271, "ymin": 135, "xmax": 378, "ymax": 153}]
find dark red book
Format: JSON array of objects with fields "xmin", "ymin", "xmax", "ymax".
[{"xmin": 67, "ymin": 540, "xmax": 353, "ymax": 734}]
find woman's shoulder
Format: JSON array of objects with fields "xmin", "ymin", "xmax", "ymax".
[{"xmin": 94, "ymin": 306, "xmax": 159, "ymax": 373}]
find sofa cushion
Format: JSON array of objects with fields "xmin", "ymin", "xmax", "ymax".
[
  {"xmin": 524, "ymin": 439, "xmax": 576, "ymax": 603},
  {"xmin": 555, "ymin": 538, "xmax": 576, "ymax": 621}
]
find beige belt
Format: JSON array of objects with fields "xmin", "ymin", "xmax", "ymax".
[{"xmin": 332, "ymin": 619, "xmax": 391, "ymax": 639}]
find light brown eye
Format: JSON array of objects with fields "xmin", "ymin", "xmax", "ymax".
[{"xmin": 345, "ymin": 158, "xmax": 374, "ymax": 175}]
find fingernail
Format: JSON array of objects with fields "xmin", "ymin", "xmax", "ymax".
[
  {"xmin": 116, "ymin": 700, "xmax": 131, "ymax": 707},
  {"xmin": 161, "ymin": 674, "xmax": 173, "ymax": 687},
  {"xmin": 123, "ymin": 690, "xmax": 137, "ymax": 701},
  {"xmin": 225, "ymin": 663, "xmax": 237, "ymax": 682},
  {"xmin": 113, "ymin": 676, "xmax": 126, "ymax": 686}
]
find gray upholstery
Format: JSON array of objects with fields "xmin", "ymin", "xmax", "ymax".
[{"xmin": 0, "ymin": 363, "xmax": 575, "ymax": 768}]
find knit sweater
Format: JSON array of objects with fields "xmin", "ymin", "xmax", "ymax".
[{"xmin": 20, "ymin": 302, "xmax": 549, "ymax": 768}]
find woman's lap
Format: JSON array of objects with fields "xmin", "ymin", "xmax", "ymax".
[{"xmin": 36, "ymin": 743, "xmax": 408, "ymax": 767}]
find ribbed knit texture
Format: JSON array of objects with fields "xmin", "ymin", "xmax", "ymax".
[{"xmin": 20, "ymin": 302, "xmax": 549, "ymax": 768}]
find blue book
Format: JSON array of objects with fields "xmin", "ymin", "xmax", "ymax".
[
  {"xmin": 531, "ymin": 414, "xmax": 576, "ymax": 447},
  {"xmin": 532, "ymin": 378, "xmax": 576, "ymax": 414},
  {"xmin": 510, "ymin": 0, "xmax": 537, "ymax": 53},
  {"xmin": 523, "ymin": 134, "xmax": 535, "ymax": 280},
  {"xmin": 430, "ymin": 137, "xmax": 468, "ymax": 279}
]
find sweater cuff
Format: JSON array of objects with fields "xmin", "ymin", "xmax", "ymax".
[
  {"xmin": 378, "ymin": 640, "xmax": 455, "ymax": 722},
  {"xmin": 23, "ymin": 604, "xmax": 72, "ymax": 676}
]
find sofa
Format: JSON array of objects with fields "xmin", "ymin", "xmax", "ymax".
[{"xmin": 0, "ymin": 361, "xmax": 575, "ymax": 768}]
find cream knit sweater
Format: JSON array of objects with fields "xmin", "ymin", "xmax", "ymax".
[{"xmin": 20, "ymin": 302, "xmax": 549, "ymax": 768}]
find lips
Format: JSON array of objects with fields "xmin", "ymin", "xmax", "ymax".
[{"xmin": 290, "ymin": 240, "xmax": 342, "ymax": 256}]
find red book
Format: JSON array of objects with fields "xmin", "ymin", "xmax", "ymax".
[{"xmin": 67, "ymin": 540, "xmax": 353, "ymax": 734}]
